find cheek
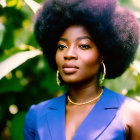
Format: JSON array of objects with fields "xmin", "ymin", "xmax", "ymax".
[
  {"xmin": 81, "ymin": 51, "xmax": 100, "ymax": 67},
  {"xmin": 55, "ymin": 51, "xmax": 65, "ymax": 71},
  {"xmin": 55, "ymin": 52, "xmax": 61, "ymax": 67}
]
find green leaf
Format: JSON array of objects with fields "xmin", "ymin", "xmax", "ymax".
[
  {"xmin": 0, "ymin": 23, "xmax": 5, "ymax": 46},
  {"xmin": 10, "ymin": 112, "xmax": 26, "ymax": 140}
]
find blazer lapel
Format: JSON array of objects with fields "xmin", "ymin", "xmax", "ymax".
[
  {"xmin": 73, "ymin": 87, "xmax": 125, "ymax": 140},
  {"xmin": 45, "ymin": 88, "xmax": 125, "ymax": 140},
  {"xmin": 46, "ymin": 93, "xmax": 66, "ymax": 140}
]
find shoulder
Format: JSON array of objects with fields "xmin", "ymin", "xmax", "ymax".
[
  {"xmin": 103, "ymin": 87, "xmax": 127, "ymax": 105},
  {"xmin": 26, "ymin": 93, "xmax": 66, "ymax": 117},
  {"xmin": 24, "ymin": 93, "xmax": 66, "ymax": 137},
  {"xmin": 24, "ymin": 93, "xmax": 66, "ymax": 128},
  {"xmin": 23, "ymin": 94, "xmax": 66, "ymax": 138},
  {"xmin": 120, "ymin": 95, "xmax": 140, "ymax": 138},
  {"xmin": 123, "ymin": 98, "xmax": 140, "ymax": 122},
  {"xmin": 104, "ymin": 87, "xmax": 140, "ymax": 137},
  {"xmin": 104, "ymin": 87, "xmax": 140, "ymax": 113}
]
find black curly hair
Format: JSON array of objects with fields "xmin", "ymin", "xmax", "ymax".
[{"xmin": 34, "ymin": 0, "xmax": 140, "ymax": 79}]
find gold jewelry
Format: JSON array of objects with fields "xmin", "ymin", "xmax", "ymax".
[
  {"xmin": 67, "ymin": 88, "xmax": 103, "ymax": 105},
  {"xmin": 100, "ymin": 62, "xmax": 106, "ymax": 85},
  {"xmin": 57, "ymin": 70, "xmax": 61, "ymax": 86}
]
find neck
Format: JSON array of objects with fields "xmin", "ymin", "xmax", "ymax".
[{"xmin": 67, "ymin": 77, "xmax": 102, "ymax": 104}]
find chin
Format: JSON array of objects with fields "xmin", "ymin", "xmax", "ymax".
[
  {"xmin": 62, "ymin": 74, "xmax": 98, "ymax": 86},
  {"xmin": 62, "ymin": 76, "xmax": 81, "ymax": 84},
  {"xmin": 62, "ymin": 77, "xmax": 88, "ymax": 85},
  {"xmin": 63, "ymin": 78, "xmax": 79, "ymax": 84}
]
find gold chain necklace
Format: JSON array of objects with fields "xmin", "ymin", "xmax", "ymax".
[{"xmin": 67, "ymin": 88, "xmax": 103, "ymax": 105}]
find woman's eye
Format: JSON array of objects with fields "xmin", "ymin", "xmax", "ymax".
[
  {"xmin": 57, "ymin": 45, "xmax": 67, "ymax": 50},
  {"xmin": 80, "ymin": 44, "xmax": 90, "ymax": 49}
]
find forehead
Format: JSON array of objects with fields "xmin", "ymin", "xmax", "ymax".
[{"xmin": 59, "ymin": 25, "xmax": 92, "ymax": 41}]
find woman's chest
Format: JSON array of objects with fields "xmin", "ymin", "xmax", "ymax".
[
  {"xmin": 34, "ymin": 90, "xmax": 128, "ymax": 140},
  {"xmin": 65, "ymin": 104, "xmax": 96, "ymax": 140},
  {"xmin": 35, "ymin": 106, "xmax": 126, "ymax": 140},
  {"xmin": 35, "ymin": 111, "xmax": 126, "ymax": 140}
]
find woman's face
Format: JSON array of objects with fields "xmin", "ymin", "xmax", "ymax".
[{"xmin": 55, "ymin": 25, "xmax": 101, "ymax": 84}]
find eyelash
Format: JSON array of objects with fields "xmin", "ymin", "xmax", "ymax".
[
  {"xmin": 57, "ymin": 44, "xmax": 90, "ymax": 50},
  {"xmin": 57, "ymin": 45, "xmax": 67, "ymax": 50},
  {"xmin": 80, "ymin": 44, "xmax": 90, "ymax": 49}
]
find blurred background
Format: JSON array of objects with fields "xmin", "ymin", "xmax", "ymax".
[{"xmin": 0, "ymin": 0, "xmax": 140, "ymax": 139}]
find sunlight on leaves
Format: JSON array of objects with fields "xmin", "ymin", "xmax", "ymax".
[{"xmin": 24, "ymin": 0, "xmax": 41, "ymax": 13}]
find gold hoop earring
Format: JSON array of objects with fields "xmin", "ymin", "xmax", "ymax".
[
  {"xmin": 57, "ymin": 70, "xmax": 61, "ymax": 86},
  {"xmin": 100, "ymin": 62, "xmax": 106, "ymax": 85}
]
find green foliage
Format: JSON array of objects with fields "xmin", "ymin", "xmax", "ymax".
[
  {"xmin": 10, "ymin": 112, "xmax": 26, "ymax": 140},
  {"xmin": 0, "ymin": 1, "xmax": 64, "ymax": 139},
  {"xmin": 0, "ymin": 0, "xmax": 140, "ymax": 139}
]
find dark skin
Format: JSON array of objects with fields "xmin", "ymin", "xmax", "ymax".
[
  {"xmin": 65, "ymin": 84, "xmax": 103, "ymax": 140},
  {"xmin": 55, "ymin": 25, "xmax": 140, "ymax": 140}
]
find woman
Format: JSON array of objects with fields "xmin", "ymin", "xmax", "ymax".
[{"xmin": 24, "ymin": 0, "xmax": 140, "ymax": 139}]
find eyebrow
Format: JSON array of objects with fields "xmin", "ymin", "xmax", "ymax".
[
  {"xmin": 59, "ymin": 38, "xmax": 68, "ymax": 41},
  {"xmin": 59, "ymin": 36, "xmax": 92, "ymax": 42},
  {"xmin": 76, "ymin": 36, "xmax": 92, "ymax": 41}
]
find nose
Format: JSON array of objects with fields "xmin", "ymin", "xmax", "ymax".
[{"xmin": 64, "ymin": 46, "xmax": 78, "ymax": 60}]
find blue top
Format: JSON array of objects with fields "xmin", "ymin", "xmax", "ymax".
[{"xmin": 24, "ymin": 87, "xmax": 128, "ymax": 140}]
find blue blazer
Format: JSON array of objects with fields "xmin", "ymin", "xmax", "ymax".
[{"xmin": 24, "ymin": 87, "xmax": 127, "ymax": 140}]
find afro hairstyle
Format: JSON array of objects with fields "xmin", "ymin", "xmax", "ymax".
[{"xmin": 34, "ymin": 0, "xmax": 140, "ymax": 79}]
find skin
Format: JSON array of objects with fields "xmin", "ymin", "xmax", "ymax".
[
  {"xmin": 56, "ymin": 25, "xmax": 102, "ymax": 140},
  {"xmin": 122, "ymin": 99, "xmax": 140, "ymax": 140},
  {"xmin": 55, "ymin": 25, "xmax": 140, "ymax": 140}
]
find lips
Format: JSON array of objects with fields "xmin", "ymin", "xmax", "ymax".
[{"xmin": 62, "ymin": 63, "xmax": 79, "ymax": 74}]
